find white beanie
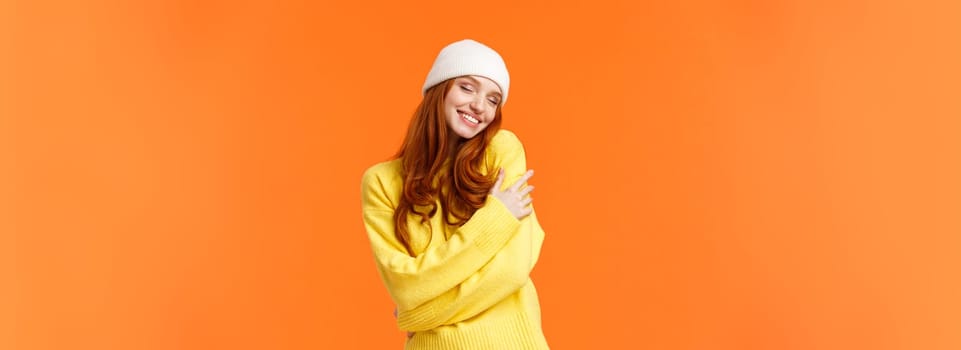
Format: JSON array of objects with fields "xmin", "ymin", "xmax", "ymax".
[{"xmin": 422, "ymin": 39, "xmax": 510, "ymax": 105}]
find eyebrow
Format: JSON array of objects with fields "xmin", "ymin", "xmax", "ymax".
[{"xmin": 460, "ymin": 76, "xmax": 502, "ymax": 99}]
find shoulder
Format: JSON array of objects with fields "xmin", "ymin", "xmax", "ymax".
[
  {"xmin": 486, "ymin": 129, "xmax": 528, "ymax": 174},
  {"xmin": 362, "ymin": 158, "xmax": 402, "ymax": 182},
  {"xmin": 361, "ymin": 159, "xmax": 403, "ymax": 210},
  {"xmin": 489, "ymin": 129, "xmax": 525, "ymax": 153}
]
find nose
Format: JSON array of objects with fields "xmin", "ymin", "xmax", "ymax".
[{"xmin": 469, "ymin": 96, "xmax": 487, "ymax": 114}]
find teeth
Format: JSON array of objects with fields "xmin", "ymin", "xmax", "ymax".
[{"xmin": 460, "ymin": 112, "xmax": 479, "ymax": 124}]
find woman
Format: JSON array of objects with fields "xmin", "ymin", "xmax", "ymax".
[{"xmin": 360, "ymin": 39, "xmax": 550, "ymax": 349}]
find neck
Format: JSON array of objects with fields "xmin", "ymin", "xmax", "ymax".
[{"xmin": 446, "ymin": 134, "xmax": 462, "ymax": 160}]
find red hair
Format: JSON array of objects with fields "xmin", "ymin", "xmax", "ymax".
[{"xmin": 393, "ymin": 79, "xmax": 503, "ymax": 256}]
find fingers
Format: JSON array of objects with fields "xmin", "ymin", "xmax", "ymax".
[
  {"xmin": 519, "ymin": 185, "xmax": 534, "ymax": 197},
  {"xmin": 489, "ymin": 168, "xmax": 538, "ymax": 220},
  {"xmin": 509, "ymin": 169, "xmax": 535, "ymax": 192},
  {"xmin": 520, "ymin": 196, "xmax": 533, "ymax": 208},
  {"xmin": 518, "ymin": 204, "xmax": 533, "ymax": 218}
]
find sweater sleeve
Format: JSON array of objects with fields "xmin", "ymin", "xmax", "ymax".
[
  {"xmin": 361, "ymin": 168, "xmax": 521, "ymax": 312},
  {"xmin": 396, "ymin": 130, "xmax": 548, "ymax": 331},
  {"xmin": 396, "ymin": 205, "xmax": 546, "ymax": 331},
  {"xmin": 488, "ymin": 130, "xmax": 546, "ymax": 270}
]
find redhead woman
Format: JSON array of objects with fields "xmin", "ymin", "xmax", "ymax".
[{"xmin": 360, "ymin": 39, "xmax": 549, "ymax": 349}]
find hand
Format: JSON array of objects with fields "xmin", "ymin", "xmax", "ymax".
[{"xmin": 490, "ymin": 168, "xmax": 535, "ymax": 220}]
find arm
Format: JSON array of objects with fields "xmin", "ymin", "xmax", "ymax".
[
  {"xmin": 397, "ymin": 205, "xmax": 546, "ymax": 331},
  {"xmin": 361, "ymin": 168, "xmax": 521, "ymax": 312},
  {"xmin": 396, "ymin": 130, "xmax": 548, "ymax": 330},
  {"xmin": 489, "ymin": 130, "xmax": 546, "ymax": 270}
]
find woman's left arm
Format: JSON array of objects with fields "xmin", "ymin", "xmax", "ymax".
[{"xmin": 396, "ymin": 130, "xmax": 547, "ymax": 331}]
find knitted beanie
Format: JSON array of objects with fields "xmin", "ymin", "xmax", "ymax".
[{"xmin": 422, "ymin": 39, "xmax": 510, "ymax": 105}]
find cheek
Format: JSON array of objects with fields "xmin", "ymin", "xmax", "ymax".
[
  {"xmin": 446, "ymin": 98, "xmax": 462, "ymax": 108},
  {"xmin": 443, "ymin": 100, "xmax": 459, "ymax": 115},
  {"xmin": 449, "ymin": 90, "xmax": 473, "ymax": 105}
]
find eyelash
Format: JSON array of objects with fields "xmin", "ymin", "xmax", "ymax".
[{"xmin": 460, "ymin": 85, "xmax": 499, "ymax": 106}]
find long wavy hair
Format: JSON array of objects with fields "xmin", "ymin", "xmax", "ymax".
[{"xmin": 393, "ymin": 78, "xmax": 503, "ymax": 256}]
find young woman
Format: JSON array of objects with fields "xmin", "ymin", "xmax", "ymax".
[{"xmin": 360, "ymin": 39, "xmax": 550, "ymax": 349}]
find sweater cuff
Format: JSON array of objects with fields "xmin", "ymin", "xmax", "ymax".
[
  {"xmin": 397, "ymin": 289, "xmax": 456, "ymax": 331},
  {"xmin": 462, "ymin": 195, "xmax": 520, "ymax": 256}
]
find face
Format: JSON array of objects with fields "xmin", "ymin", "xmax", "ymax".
[{"xmin": 443, "ymin": 75, "xmax": 502, "ymax": 140}]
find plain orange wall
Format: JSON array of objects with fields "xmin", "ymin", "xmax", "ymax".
[{"xmin": 5, "ymin": 0, "xmax": 961, "ymax": 349}]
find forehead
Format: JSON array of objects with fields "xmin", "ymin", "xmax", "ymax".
[{"xmin": 457, "ymin": 76, "xmax": 502, "ymax": 95}]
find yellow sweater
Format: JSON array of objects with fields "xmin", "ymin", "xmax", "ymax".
[{"xmin": 361, "ymin": 129, "xmax": 549, "ymax": 349}]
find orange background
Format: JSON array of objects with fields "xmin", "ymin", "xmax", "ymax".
[{"xmin": 5, "ymin": 0, "xmax": 960, "ymax": 349}]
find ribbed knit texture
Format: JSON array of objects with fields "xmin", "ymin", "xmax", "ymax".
[{"xmin": 361, "ymin": 129, "xmax": 548, "ymax": 349}]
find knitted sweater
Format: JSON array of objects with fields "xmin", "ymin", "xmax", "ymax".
[{"xmin": 360, "ymin": 129, "xmax": 549, "ymax": 349}]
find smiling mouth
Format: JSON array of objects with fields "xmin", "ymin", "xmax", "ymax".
[{"xmin": 458, "ymin": 111, "xmax": 480, "ymax": 125}]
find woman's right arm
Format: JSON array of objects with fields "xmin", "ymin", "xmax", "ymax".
[
  {"xmin": 396, "ymin": 205, "xmax": 544, "ymax": 331},
  {"xmin": 361, "ymin": 166, "xmax": 521, "ymax": 313}
]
